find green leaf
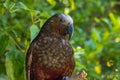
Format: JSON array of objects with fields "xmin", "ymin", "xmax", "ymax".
[
  {"xmin": 30, "ymin": 24, "xmax": 39, "ymax": 42},
  {"xmin": 84, "ymin": 38, "xmax": 96, "ymax": 51},
  {"xmin": 30, "ymin": 10, "xmax": 40, "ymax": 17},
  {"xmin": 109, "ymin": 12, "xmax": 116, "ymax": 25},
  {"xmin": 5, "ymin": 50, "xmax": 26, "ymax": 80},
  {"xmin": 18, "ymin": 2, "xmax": 29, "ymax": 10},
  {"xmin": 47, "ymin": 0, "xmax": 56, "ymax": 6},
  {"xmin": 109, "ymin": 12, "xmax": 120, "ymax": 33},
  {"xmin": 0, "ymin": 74, "xmax": 9, "ymax": 80},
  {"xmin": 0, "ymin": 4, "xmax": 5, "ymax": 15},
  {"xmin": 76, "ymin": 61, "xmax": 86, "ymax": 70},
  {"xmin": 91, "ymin": 28, "xmax": 101, "ymax": 43},
  {"xmin": 0, "ymin": 34, "xmax": 9, "ymax": 55}
]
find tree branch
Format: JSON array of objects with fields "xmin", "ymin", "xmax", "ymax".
[{"xmin": 63, "ymin": 71, "xmax": 87, "ymax": 80}]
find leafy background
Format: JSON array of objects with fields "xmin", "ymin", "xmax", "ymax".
[{"xmin": 0, "ymin": 0, "xmax": 120, "ymax": 80}]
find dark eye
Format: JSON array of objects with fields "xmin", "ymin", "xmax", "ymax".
[{"xmin": 59, "ymin": 19, "xmax": 64, "ymax": 22}]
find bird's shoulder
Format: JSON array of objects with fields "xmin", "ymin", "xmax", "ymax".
[{"xmin": 33, "ymin": 34, "xmax": 72, "ymax": 52}]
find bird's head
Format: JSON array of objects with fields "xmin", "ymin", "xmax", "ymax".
[{"xmin": 41, "ymin": 14, "xmax": 74, "ymax": 40}]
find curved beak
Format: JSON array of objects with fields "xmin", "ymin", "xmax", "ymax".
[{"xmin": 65, "ymin": 23, "xmax": 74, "ymax": 40}]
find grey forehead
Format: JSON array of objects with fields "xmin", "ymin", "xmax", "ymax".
[{"xmin": 58, "ymin": 14, "xmax": 73, "ymax": 24}]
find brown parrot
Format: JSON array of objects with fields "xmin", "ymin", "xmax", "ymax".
[{"xmin": 26, "ymin": 14, "xmax": 75, "ymax": 80}]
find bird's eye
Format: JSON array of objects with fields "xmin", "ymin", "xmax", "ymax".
[{"xmin": 59, "ymin": 19, "xmax": 64, "ymax": 23}]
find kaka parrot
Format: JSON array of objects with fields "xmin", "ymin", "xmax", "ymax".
[{"xmin": 26, "ymin": 14, "xmax": 75, "ymax": 80}]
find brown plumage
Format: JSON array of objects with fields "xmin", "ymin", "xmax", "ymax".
[{"xmin": 26, "ymin": 14, "xmax": 75, "ymax": 80}]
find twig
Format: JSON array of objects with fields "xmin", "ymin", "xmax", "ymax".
[{"xmin": 63, "ymin": 70, "xmax": 87, "ymax": 80}]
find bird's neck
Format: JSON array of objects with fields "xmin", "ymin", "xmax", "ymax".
[{"xmin": 36, "ymin": 32, "xmax": 67, "ymax": 41}]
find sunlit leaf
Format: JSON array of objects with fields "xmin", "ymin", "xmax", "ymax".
[
  {"xmin": 70, "ymin": 0, "xmax": 75, "ymax": 10},
  {"xmin": 94, "ymin": 65, "xmax": 101, "ymax": 74},
  {"xmin": 94, "ymin": 17, "xmax": 100, "ymax": 23},
  {"xmin": 18, "ymin": 2, "xmax": 29, "ymax": 10},
  {"xmin": 47, "ymin": 0, "xmax": 56, "ymax": 6},
  {"xmin": 109, "ymin": 12, "xmax": 120, "ymax": 33},
  {"xmin": 30, "ymin": 24, "xmax": 39, "ymax": 42},
  {"xmin": 109, "ymin": 12, "xmax": 116, "ymax": 25},
  {"xmin": 64, "ymin": 8, "xmax": 70, "ymax": 14}
]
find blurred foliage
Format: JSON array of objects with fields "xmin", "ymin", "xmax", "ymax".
[{"xmin": 0, "ymin": 0, "xmax": 120, "ymax": 80}]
